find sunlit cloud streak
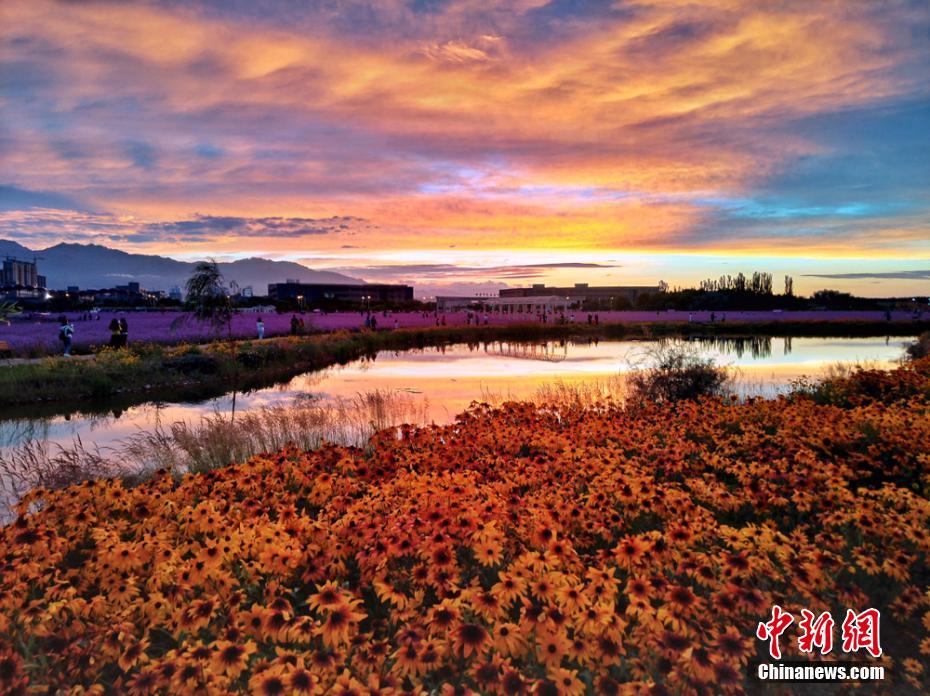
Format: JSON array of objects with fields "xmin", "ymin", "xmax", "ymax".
[
  {"xmin": 327, "ymin": 261, "xmax": 621, "ymax": 281},
  {"xmin": 803, "ymin": 270, "xmax": 930, "ymax": 281}
]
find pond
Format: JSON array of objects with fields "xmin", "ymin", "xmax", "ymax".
[{"xmin": 0, "ymin": 335, "xmax": 912, "ymax": 459}]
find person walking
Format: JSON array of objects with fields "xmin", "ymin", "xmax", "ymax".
[
  {"xmin": 58, "ymin": 317, "xmax": 74, "ymax": 356},
  {"xmin": 256, "ymin": 316, "xmax": 265, "ymax": 339}
]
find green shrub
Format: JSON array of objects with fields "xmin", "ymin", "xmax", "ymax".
[{"xmin": 626, "ymin": 343, "xmax": 732, "ymax": 404}]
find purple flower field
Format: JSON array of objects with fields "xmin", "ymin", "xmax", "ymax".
[{"xmin": 0, "ymin": 308, "xmax": 921, "ymax": 357}]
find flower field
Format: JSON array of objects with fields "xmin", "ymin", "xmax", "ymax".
[{"xmin": 1, "ymin": 359, "xmax": 929, "ymax": 694}]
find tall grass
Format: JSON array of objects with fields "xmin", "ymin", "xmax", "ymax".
[
  {"xmin": 0, "ymin": 389, "xmax": 430, "ymax": 518},
  {"xmin": 0, "ymin": 437, "xmax": 125, "ymax": 518},
  {"xmin": 121, "ymin": 389, "xmax": 430, "ymax": 474}
]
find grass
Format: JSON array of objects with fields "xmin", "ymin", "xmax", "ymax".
[{"xmin": 0, "ymin": 319, "xmax": 928, "ymax": 410}]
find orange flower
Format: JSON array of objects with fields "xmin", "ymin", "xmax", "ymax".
[
  {"xmin": 492, "ymin": 622, "xmax": 527, "ymax": 657},
  {"xmin": 535, "ymin": 629, "xmax": 570, "ymax": 669},
  {"xmin": 210, "ymin": 640, "xmax": 255, "ymax": 678},
  {"xmin": 491, "ymin": 571, "xmax": 526, "ymax": 606},
  {"xmin": 285, "ymin": 666, "xmax": 317, "ymax": 694},
  {"xmin": 427, "ymin": 599, "xmax": 461, "ymax": 633},
  {"xmin": 249, "ymin": 668, "xmax": 288, "ymax": 696},
  {"xmin": 548, "ymin": 668, "xmax": 585, "ymax": 696},
  {"xmin": 117, "ymin": 636, "xmax": 150, "ymax": 672},
  {"xmin": 452, "ymin": 622, "xmax": 490, "ymax": 658},
  {"xmin": 614, "ymin": 535, "xmax": 648, "ymax": 568},
  {"xmin": 308, "ymin": 581, "xmax": 348, "ymax": 612},
  {"xmin": 318, "ymin": 604, "xmax": 366, "ymax": 647},
  {"xmin": 4, "ymin": 356, "xmax": 930, "ymax": 693}
]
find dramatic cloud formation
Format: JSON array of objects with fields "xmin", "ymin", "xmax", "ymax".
[{"xmin": 0, "ymin": 0, "xmax": 928, "ymax": 293}]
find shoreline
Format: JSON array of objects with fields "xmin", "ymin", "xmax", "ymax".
[{"xmin": 0, "ymin": 318, "xmax": 926, "ymax": 412}]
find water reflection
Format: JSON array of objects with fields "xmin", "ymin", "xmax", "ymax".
[
  {"xmin": 484, "ymin": 340, "xmax": 570, "ymax": 362},
  {"xmin": 0, "ymin": 335, "xmax": 912, "ymax": 458},
  {"xmin": 687, "ymin": 335, "xmax": 776, "ymax": 359}
]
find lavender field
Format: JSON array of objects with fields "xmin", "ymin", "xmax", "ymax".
[{"xmin": 0, "ymin": 308, "xmax": 923, "ymax": 357}]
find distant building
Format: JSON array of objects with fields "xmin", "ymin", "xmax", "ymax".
[
  {"xmin": 87, "ymin": 282, "xmax": 162, "ymax": 304},
  {"xmin": 168, "ymin": 286, "xmax": 183, "ymax": 301},
  {"xmin": 2, "ymin": 257, "xmax": 42, "ymax": 288},
  {"xmin": 437, "ymin": 295, "xmax": 570, "ymax": 314},
  {"xmin": 499, "ymin": 283, "xmax": 662, "ymax": 307},
  {"xmin": 267, "ymin": 282, "xmax": 414, "ymax": 304}
]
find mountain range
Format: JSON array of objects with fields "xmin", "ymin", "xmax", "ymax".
[{"xmin": 0, "ymin": 240, "xmax": 362, "ymax": 292}]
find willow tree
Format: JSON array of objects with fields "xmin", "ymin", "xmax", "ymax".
[
  {"xmin": 177, "ymin": 260, "xmax": 236, "ymax": 338},
  {"xmin": 173, "ymin": 260, "xmax": 241, "ymax": 419}
]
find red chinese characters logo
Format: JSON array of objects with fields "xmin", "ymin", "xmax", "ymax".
[
  {"xmin": 841, "ymin": 608, "xmax": 883, "ymax": 658},
  {"xmin": 756, "ymin": 604, "xmax": 794, "ymax": 659},
  {"xmin": 756, "ymin": 607, "xmax": 882, "ymax": 658},
  {"xmin": 797, "ymin": 609, "xmax": 834, "ymax": 655}
]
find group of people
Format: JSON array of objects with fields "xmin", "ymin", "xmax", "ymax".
[
  {"xmin": 289, "ymin": 314, "xmax": 307, "ymax": 335},
  {"xmin": 464, "ymin": 312, "xmax": 489, "ymax": 326},
  {"xmin": 55, "ymin": 315, "xmax": 130, "ymax": 356},
  {"xmin": 108, "ymin": 317, "xmax": 129, "ymax": 348}
]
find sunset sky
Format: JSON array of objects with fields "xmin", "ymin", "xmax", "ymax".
[{"xmin": 1, "ymin": 0, "xmax": 929, "ymax": 297}]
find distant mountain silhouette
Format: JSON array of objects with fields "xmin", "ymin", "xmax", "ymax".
[{"xmin": 0, "ymin": 240, "xmax": 362, "ymax": 292}]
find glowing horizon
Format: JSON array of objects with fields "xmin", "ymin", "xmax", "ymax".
[{"xmin": 1, "ymin": 0, "xmax": 928, "ymax": 296}]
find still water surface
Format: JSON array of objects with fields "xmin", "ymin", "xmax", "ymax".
[{"xmin": 0, "ymin": 336, "xmax": 912, "ymax": 457}]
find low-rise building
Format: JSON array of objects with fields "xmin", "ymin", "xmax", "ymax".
[
  {"xmin": 499, "ymin": 283, "xmax": 662, "ymax": 307},
  {"xmin": 436, "ymin": 295, "xmax": 571, "ymax": 314},
  {"xmin": 267, "ymin": 282, "xmax": 414, "ymax": 304}
]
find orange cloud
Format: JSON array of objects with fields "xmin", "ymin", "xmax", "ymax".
[{"xmin": 0, "ymin": 0, "xmax": 927, "ymax": 262}]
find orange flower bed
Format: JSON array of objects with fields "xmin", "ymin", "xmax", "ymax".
[{"xmin": 2, "ymin": 359, "xmax": 930, "ymax": 694}]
